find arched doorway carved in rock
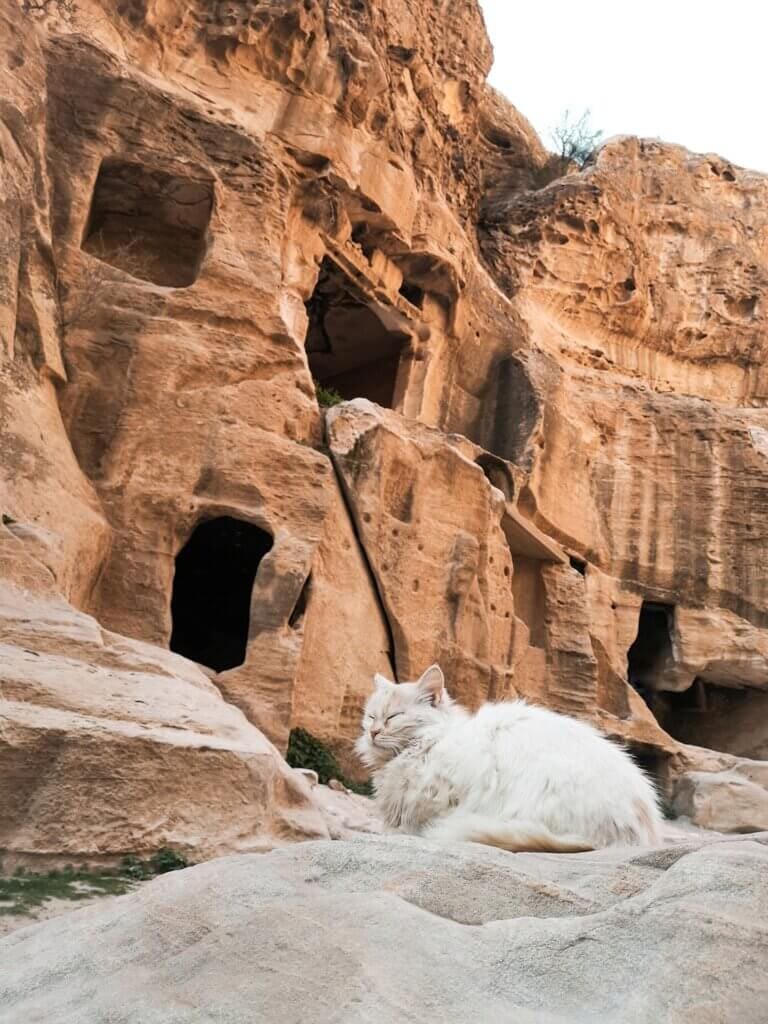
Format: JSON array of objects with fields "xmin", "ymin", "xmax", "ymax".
[{"xmin": 170, "ymin": 516, "xmax": 273, "ymax": 672}]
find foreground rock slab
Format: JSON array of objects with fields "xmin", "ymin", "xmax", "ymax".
[
  {"xmin": 2, "ymin": 834, "xmax": 767, "ymax": 1024},
  {"xmin": 0, "ymin": 584, "xmax": 328, "ymax": 865}
]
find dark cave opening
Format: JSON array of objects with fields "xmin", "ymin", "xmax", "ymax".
[
  {"xmin": 170, "ymin": 516, "xmax": 273, "ymax": 673},
  {"xmin": 627, "ymin": 601, "xmax": 674, "ymax": 705},
  {"xmin": 398, "ymin": 279, "xmax": 425, "ymax": 308},
  {"xmin": 305, "ymin": 257, "xmax": 409, "ymax": 408},
  {"xmin": 654, "ymin": 679, "xmax": 768, "ymax": 761},
  {"xmin": 627, "ymin": 601, "xmax": 768, "ymax": 760},
  {"xmin": 475, "ymin": 452, "xmax": 515, "ymax": 502},
  {"xmin": 568, "ymin": 555, "xmax": 587, "ymax": 576}
]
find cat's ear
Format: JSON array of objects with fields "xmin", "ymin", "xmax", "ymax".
[
  {"xmin": 373, "ymin": 672, "xmax": 392, "ymax": 690},
  {"xmin": 416, "ymin": 664, "xmax": 445, "ymax": 705}
]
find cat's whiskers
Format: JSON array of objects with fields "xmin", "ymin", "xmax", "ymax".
[{"xmin": 373, "ymin": 736, "xmax": 402, "ymax": 751}]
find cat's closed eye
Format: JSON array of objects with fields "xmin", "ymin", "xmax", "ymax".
[{"xmin": 385, "ymin": 712, "xmax": 403, "ymax": 722}]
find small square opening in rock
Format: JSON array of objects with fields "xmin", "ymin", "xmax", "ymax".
[{"xmin": 82, "ymin": 159, "xmax": 214, "ymax": 287}]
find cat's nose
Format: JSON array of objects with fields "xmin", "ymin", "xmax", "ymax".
[{"xmin": 370, "ymin": 726, "xmax": 381, "ymax": 739}]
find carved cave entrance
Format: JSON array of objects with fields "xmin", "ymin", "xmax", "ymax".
[
  {"xmin": 82, "ymin": 159, "xmax": 213, "ymax": 287},
  {"xmin": 170, "ymin": 517, "xmax": 273, "ymax": 673},
  {"xmin": 627, "ymin": 601, "xmax": 674, "ymax": 706},
  {"xmin": 655, "ymin": 680, "xmax": 768, "ymax": 761},
  {"xmin": 627, "ymin": 600, "xmax": 768, "ymax": 759},
  {"xmin": 305, "ymin": 257, "xmax": 409, "ymax": 407}
]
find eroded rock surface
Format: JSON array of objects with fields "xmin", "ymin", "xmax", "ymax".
[
  {"xmin": 0, "ymin": 582, "xmax": 329, "ymax": 865},
  {"xmin": 2, "ymin": 0, "xmax": 768, "ymax": 860},
  {"xmin": 2, "ymin": 834, "xmax": 768, "ymax": 1023}
]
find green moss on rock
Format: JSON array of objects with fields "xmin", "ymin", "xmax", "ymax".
[
  {"xmin": 286, "ymin": 727, "xmax": 372, "ymax": 796},
  {"xmin": 0, "ymin": 848, "xmax": 190, "ymax": 917}
]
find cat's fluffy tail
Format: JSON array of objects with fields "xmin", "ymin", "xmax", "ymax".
[{"xmin": 423, "ymin": 812, "xmax": 593, "ymax": 854}]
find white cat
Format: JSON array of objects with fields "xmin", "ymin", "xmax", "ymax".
[{"xmin": 356, "ymin": 665, "xmax": 662, "ymax": 853}]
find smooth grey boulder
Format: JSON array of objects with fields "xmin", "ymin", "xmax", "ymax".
[{"xmin": 2, "ymin": 833, "xmax": 768, "ymax": 1024}]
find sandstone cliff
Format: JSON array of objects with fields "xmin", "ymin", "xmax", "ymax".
[{"xmin": 2, "ymin": 0, "xmax": 768, "ymax": 864}]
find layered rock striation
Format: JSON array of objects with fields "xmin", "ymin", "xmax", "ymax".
[{"xmin": 2, "ymin": 0, "xmax": 768, "ymax": 861}]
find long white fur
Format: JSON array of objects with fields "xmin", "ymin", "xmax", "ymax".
[{"xmin": 356, "ymin": 665, "xmax": 663, "ymax": 853}]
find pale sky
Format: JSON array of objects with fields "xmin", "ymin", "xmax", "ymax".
[{"xmin": 480, "ymin": 0, "xmax": 768, "ymax": 173}]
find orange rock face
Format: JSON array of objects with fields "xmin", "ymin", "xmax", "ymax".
[{"xmin": 2, "ymin": 0, "xmax": 768, "ymax": 859}]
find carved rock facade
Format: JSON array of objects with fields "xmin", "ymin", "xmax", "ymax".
[{"xmin": 2, "ymin": 0, "xmax": 767, "ymax": 861}]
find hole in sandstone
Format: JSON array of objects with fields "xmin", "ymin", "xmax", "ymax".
[
  {"xmin": 569, "ymin": 556, "xmax": 587, "ymax": 576},
  {"xmin": 351, "ymin": 223, "xmax": 368, "ymax": 244},
  {"xmin": 389, "ymin": 45, "xmax": 415, "ymax": 63},
  {"xmin": 370, "ymin": 109, "xmax": 388, "ymax": 134},
  {"xmin": 483, "ymin": 127, "xmax": 513, "ymax": 150},
  {"xmin": 305, "ymin": 256, "xmax": 409, "ymax": 408},
  {"xmin": 624, "ymin": 277, "xmax": 636, "ymax": 292},
  {"xmin": 289, "ymin": 574, "xmax": 312, "ymax": 630},
  {"xmin": 562, "ymin": 215, "xmax": 585, "ymax": 232},
  {"xmin": 398, "ymin": 280, "xmax": 425, "ymax": 308},
  {"xmin": 289, "ymin": 149, "xmax": 331, "ymax": 172},
  {"xmin": 725, "ymin": 294, "xmax": 758, "ymax": 319},
  {"xmin": 170, "ymin": 517, "xmax": 273, "ymax": 672},
  {"xmin": 475, "ymin": 453, "xmax": 515, "ymax": 502},
  {"xmin": 653, "ymin": 678, "xmax": 768, "ymax": 760},
  {"xmin": 627, "ymin": 601, "xmax": 674, "ymax": 707},
  {"xmin": 82, "ymin": 159, "xmax": 214, "ymax": 287}
]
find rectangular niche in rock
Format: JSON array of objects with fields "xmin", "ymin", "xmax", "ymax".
[
  {"xmin": 305, "ymin": 256, "xmax": 410, "ymax": 408},
  {"xmin": 82, "ymin": 159, "xmax": 214, "ymax": 287}
]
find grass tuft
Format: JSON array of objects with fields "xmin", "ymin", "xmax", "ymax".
[
  {"xmin": 0, "ymin": 848, "xmax": 190, "ymax": 918},
  {"xmin": 286, "ymin": 727, "xmax": 372, "ymax": 796},
  {"xmin": 314, "ymin": 382, "xmax": 344, "ymax": 408}
]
